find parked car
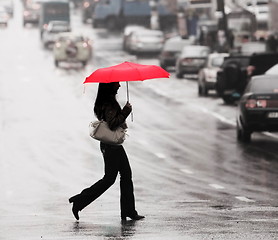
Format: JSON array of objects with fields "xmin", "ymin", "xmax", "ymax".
[
  {"xmin": 236, "ymin": 75, "xmax": 278, "ymax": 142},
  {"xmin": 122, "ymin": 25, "xmax": 147, "ymax": 51},
  {"xmin": 159, "ymin": 36, "xmax": 193, "ymax": 70},
  {"xmin": 239, "ymin": 41, "xmax": 266, "ymax": 55},
  {"xmin": 175, "ymin": 45, "xmax": 210, "ymax": 78},
  {"xmin": 91, "ymin": 0, "xmax": 175, "ymax": 31},
  {"xmin": 198, "ymin": 52, "xmax": 229, "ymax": 96},
  {"xmin": 0, "ymin": 9, "xmax": 9, "ymax": 27},
  {"xmin": 81, "ymin": 0, "xmax": 97, "ymax": 23},
  {"xmin": 23, "ymin": 1, "xmax": 41, "ymax": 26},
  {"xmin": 42, "ymin": 20, "xmax": 71, "ymax": 48},
  {"xmin": 53, "ymin": 32, "xmax": 92, "ymax": 67},
  {"xmin": 127, "ymin": 29, "xmax": 164, "ymax": 54},
  {"xmin": 0, "ymin": 0, "xmax": 13, "ymax": 17},
  {"xmin": 216, "ymin": 52, "xmax": 278, "ymax": 104}
]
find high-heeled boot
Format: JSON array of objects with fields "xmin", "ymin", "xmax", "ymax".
[
  {"xmin": 69, "ymin": 195, "xmax": 81, "ymax": 220},
  {"xmin": 121, "ymin": 213, "xmax": 145, "ymax": 221}
]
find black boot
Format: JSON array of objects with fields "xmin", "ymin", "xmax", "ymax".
[{"xmin": 121, "ymin": 213, "xmax": 145, "ymax": 221}]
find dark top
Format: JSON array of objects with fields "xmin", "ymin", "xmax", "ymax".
[{"xmin": 100, "ymin": 101, "xmax": 131, "ymax": 130}]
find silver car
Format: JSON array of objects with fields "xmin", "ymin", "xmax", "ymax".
[
  {"xmin": 175, "ymin": 45, "xmax": 210, "ymax": 79},
  {"xmin": 127, "ymin": 29, "xmax": 164, "ymax": 54},
  {"xmin": 0, "ymin": 10, "xmax": 9, "ymax": 27},
  {"xmin": 42, "ymin": 21, "xmax": 71, "ymax": 48}
]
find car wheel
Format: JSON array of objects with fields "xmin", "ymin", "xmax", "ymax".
[
  {"xmin": 176, "ymin": 68, "xmax": 183, "ymax": 78},
  {"xmin": 203, "ymin": 86, "xmax": 208, "ymax": 96},
  {"xmin": 198, "ymin": 84, "xmax": 202, "ymax": 96},
  {"xmin": 55, "ymin": 60, "xmax": 59, "ymax": 67},
  {"xmin": 198, "ymin": 81, "xmax": 208, "ymax": 96},
  {"xmin": 82, "ymin": 61, "xmax": 87, "ymax": 67},
  {"xmin": 160, "ymin": 64, "xmax": 167, "ymax": 70},
  {"xmin": 107, "ymin": 17, "xmax": 116, "ymax": 30},
  {"xmin": 92, "ymin": 20, "xmax": 99, "ymax": 28},
  {"xmin": 223, "ymin": 95, "xmax": 235, "ymax": 105},
  {"xmin": 236, "ymin": 120, "xmax": 251, "ymax": 143}
]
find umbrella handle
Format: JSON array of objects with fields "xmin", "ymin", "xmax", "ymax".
[
  {"xmin": 126, "ymin": 81, "xmax": 129, "ymax": 102},
  {"xmin": 126, "ymin": 82, "xmax": 133, "ymax": 122}
]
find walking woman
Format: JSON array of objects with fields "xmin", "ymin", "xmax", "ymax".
[{"xmin": 69, "ymin": 82, "xmax": 144, "ymax": 221}]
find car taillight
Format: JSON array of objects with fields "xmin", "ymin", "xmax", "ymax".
[
  {"xmin": 207, "ymin": 69, "xmax": 216, "ymax": 79},
  {"xmin": 162, "ymin": 51, "xmax": 171, "ymax": 57},
  {"xmin": 23, "ymin": 10, "xmax": 30, "ymax": 16},
  {"xmin": 182, "ymin": 58, "xmax": 192, "ymax": 64},
  {"xmin": 245, "ymin": 99, "xmax": 267, "ymax": 108},
  {"xmin": 131, "ymin": 38, "xmax": 139, "ymax": 44},
  {"xmin": 83, "ymin": 1, "xmax": 90, "ymax": 8}
]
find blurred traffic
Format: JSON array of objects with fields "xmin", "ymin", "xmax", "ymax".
[{"xmin": 4, "ymin": 0, "xmax": 276, "ymax": 143}]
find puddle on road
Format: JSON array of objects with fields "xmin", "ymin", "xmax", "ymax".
[{"xmin": 210, "ymin": 205, "xmax": 233, "ymax": 210}]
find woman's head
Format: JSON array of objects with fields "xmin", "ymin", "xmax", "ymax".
[
  {"xmin": 94, "ymin": 82, "xmax": 121, "ymax": 118},
  {"xmin": 97, "ymin": 82, "xmax": 121, "ymax": 97}
]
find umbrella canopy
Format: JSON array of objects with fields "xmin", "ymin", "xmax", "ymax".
[{"xmin": 83, "ymin": 61, "xmax": 170, "ymax": 84}]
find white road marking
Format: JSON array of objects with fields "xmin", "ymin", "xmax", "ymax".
[
  {"xmin": 155, "ymin": 153, "xmax": 166, "ymax": 159},
  {"xmin": 233, "ymin": 219, "xmax": 278, "ymax": 222},
  {"xmin": 200, "ymin": 107, "xmax": 236, "ymax": 126},
  {"xmin": 200, "ymin": 107, "xmax": 278, "ymax": 139},
  {"xmin": 209, "ymin": 184, "xmax": 225, "ymax": 189},
  {"xmin": 235, "ymin": 196, "xmax": 255, "ymax": 202},
  {"xmin": 180, "ymin": 168, "xmax": 193, "ymax": 174},
  {"xmin": 262, "ymin": 132, "xmax": 278, "ymax": 139}
]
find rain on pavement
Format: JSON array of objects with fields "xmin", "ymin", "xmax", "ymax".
[{"xmin": 0, "ymin": 1, "xmax": 278, "ymax": 240}]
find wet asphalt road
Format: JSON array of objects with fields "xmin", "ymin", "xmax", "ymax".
[{"xmin": 0, "ymin": 1, "xmax": 278, "ymax": 239}]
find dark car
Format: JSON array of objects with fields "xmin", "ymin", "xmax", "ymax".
[
  {"xmin": 236, "ymin": 75, "xmax": 278, "ymax": 142},
  {"xmin": 81, "ymin": 0, "xmax": 97, "ymax": 23},
  {"xmin": 216, "ymin": 52, "xmax": 278, "ymax": 104},
  {"xmin": 23, "ymin": 2, "xmax": 41, "ymax": 26},
  {"xmin": 175, "ymin": 45, "xmax": 210, "ymax": 79}
]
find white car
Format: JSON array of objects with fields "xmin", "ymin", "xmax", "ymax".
[
  {"xmin": 122, "ymin": 25, "xmax": 147, "ymax": 51},
  {"xmin": 0, "ymin": 10, "xmax": 9, "ymax": 27},
  {"xmin": 53, "ymin": 32, "xmax": 92, "ymax": 67},
  {"xmin": 198, "ymin": 53, "xmax": 229, "ymax": 96},
  {"xmin": 42, "ymin": 21, "xmax": 71, "ymax": 48},
  {"xmin": 127, "ymin": 29, "xmax": 164, "ymax": 54}
]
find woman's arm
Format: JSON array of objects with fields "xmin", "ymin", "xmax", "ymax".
[{"xmin": 104, "ymin": 102, "xmax": 132, "ymax": 130}]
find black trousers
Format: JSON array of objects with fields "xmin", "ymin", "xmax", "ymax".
[{"xmin": 75, "ymin": 142, "xmax": 137, "ymax": 216}]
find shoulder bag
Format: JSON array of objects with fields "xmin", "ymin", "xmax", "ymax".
[{"xmin": 89, "ymin": 120, "xmax": 127, "ymax": 145}]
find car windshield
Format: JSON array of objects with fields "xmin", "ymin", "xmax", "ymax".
[
  {"xmin": 58, "ymin": 36, "xmax": 84, "ymax": 42},
  {"xmin": 163, "ymin": 40, "xmax": 191, "ymax": 51},
  {"xmin": 181, "ymin": 46, "xmax": 210, "ymax": 57},
  {"xmin": 241, "ymin": 42, "xmax": 266, "ymax": 54},
  {"xmin": 50, "ymin": 25, "xmax": 69, "ymax": 32},
  {"xmin": 138, "ymin": 31, "xmax": 163, "ymax": 38},
  {"xmin": 247, "ymin": 77, "xmax": 278, "ymax": 93},
  {"xmin": 211, "ymin": 56, "xmax": 225, "ymax": 67}
]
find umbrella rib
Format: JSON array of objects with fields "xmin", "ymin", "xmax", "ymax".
[{"xmin": 126, "ymin": 61, "xmax": 143, "ymax": 80}]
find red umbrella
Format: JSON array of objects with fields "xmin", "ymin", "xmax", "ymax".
[{"xmin": 83, "ymin": 61, "xmax": 170, "ymax": 101}]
